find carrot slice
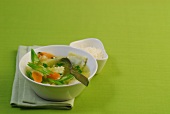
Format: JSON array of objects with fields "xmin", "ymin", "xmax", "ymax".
[
  {"xmin": 38, "ymin": 52, "xmax": 55, "ymax": 59},
  {"xmin": 32, "ymin": 71, "xmax": 43, "ymax": 83},
  {"xmin": 47, "ymin": 72, "xmax": 60, "ymax": 80}
]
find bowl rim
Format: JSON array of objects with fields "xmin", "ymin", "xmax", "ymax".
[
  {"xmin": 19, "ymin": 45, "xmax": 98, "ymax": 88},
  {"xmin": 69, "ymin": 38, "xmax": 108, "ymax": 61}
]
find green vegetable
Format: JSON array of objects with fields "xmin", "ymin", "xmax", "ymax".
[
  {"xmin": 58, "ymin": 74, "xmax": 74, "ymax": 83},
  {"xmin": 47, "ymin": 78, "xmax": 63, "ymax": 85},
  {"xmin": 56, "ymin": 62, "xmax": 64, "ymax": 66},
  {"xmin": 26, "ymin": 70, "xmax": 32, "ymax": 79},
  {"xmin": 54, "ymin": 80, "xmax": 63, "ymax": 85},
  {"xmin": 74, "ymin": 65, "xmax": 82, "ymax": 73},
  {"xmin": 27, "ymin": 62, "xmax": 51, "ymax": 75},
  {"xmin": 47, "ymin": 74, "xmax": 74, "ymax": 85},
  {"xmin": 43, "ymin": 63, "xmax": 48, "ymax": 68},
  {"xmin": 31, "ymin": 49, "xmax": 39, "ymax": 63}
]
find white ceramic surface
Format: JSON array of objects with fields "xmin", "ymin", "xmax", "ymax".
[
  {"xmin": 70, "ymin": 38, "xmax": 108, "ymax": 73},
  {"xmin": 19, "ymin": 45, "xmax": 98, "ymax": 101}
]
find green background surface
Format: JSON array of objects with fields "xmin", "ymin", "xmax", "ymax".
[{"xmin": 1, "ymin": 0, "xmax": 170, "ymax": 114}]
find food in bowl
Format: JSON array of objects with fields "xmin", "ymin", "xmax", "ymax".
[
  {"xmin": 26, "ymin": 49, "xmax": 90, "ymax": 86},
  {"xmin": 19, "ymin": 45, "xmax": 98, "ymax": 101},
  {"xmin": 75, "ymin": 46, "xmax": 104, "ymax": 59}
]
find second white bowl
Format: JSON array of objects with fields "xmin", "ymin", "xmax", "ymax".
[{"xmin": 70, "ymin": 38, "xmax": 108, "ymax": 74}]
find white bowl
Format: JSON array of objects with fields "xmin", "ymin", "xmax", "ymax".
[
  {"xmin": 19, "ymin": 45, "xmax": 98, "ymax": 101},
  {"xmin": 70, "ymin": 38, "xmax": 108, "ymax": 73}
]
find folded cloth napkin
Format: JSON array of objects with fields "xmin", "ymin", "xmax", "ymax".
[{"xmin": 10, "ymin": 46, "xmax": 74, "ymax": 110}]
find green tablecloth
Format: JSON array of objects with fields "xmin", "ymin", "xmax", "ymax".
[{"xmin": 1, "ymin": 0, "xmax": 170, "ymax": 114}]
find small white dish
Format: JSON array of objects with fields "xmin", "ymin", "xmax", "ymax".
[{"xmin": 70, "ymin": 38, "xmax": 108, "ymax": 73}]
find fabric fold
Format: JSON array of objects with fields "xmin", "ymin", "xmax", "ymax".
[{"xmin": 10, "ymin": 46, "xmax": 74, "ymax": 110}]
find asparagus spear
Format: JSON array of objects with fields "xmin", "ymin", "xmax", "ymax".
[
  {"xmin": 27, "ymin": 62, "xmax": 51, "ymax": 76},
  {"xmin": 31, "ymin": 49, "xmax": 39, "ymax": 63}
]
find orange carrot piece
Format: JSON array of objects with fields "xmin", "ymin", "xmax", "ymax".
[
  {"xmin": 47, "ymin": 72, "xmax": 60, "ymax": 80},
  {"xmin": 32, "ymin": 71, "xmax": 43, "ymax": 83},
  {"xmin": 38, "ymin": 52, "xmax": 55, "ymax": 59}
]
